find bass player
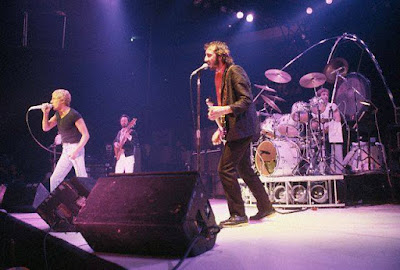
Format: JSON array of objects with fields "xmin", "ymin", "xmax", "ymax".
[{"xmin": 113, "ymin": 114, "xmax": 138, "ymax": 173}]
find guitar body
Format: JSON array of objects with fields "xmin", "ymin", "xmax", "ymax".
[
  {"xmin": 114, "ymin": 118, "xmax": 137, "ymax": 161},
  {"xmin": 205, "ymin": 98, "xmax": 227, "ymax": 144},
  {"xmin": 114, "ymin": 146, "xmax": 125, "ymax": 161}
]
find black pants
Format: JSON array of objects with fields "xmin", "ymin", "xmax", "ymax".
[{"xmin": 218, "ymin": 136, "xmax": 271, "ymax": 217}]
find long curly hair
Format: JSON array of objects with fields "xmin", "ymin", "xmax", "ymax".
[{"xmin": 204, "ymin": 41, "xmax": 234, "ymax": 66}]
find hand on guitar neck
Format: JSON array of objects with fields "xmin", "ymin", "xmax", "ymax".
[{"xmin": 206, "ymin": 98, "xmax": 229, "ymax": 145}]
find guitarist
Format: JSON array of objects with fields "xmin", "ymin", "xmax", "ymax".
[
  {"xmin": 204, "ymin": 41, "xmax": 275, "ymax": 228},
  {"xmin": 113, "ymin": 114, "xmax": 138, "ymax": 173}
]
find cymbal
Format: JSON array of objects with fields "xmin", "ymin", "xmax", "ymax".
[
  {"xmin": 323, "ymin": 58, "xmax": 349, "ymax": 83},
  {"xmin": 263, "ymin": 94, "xmax": 286, "ymax": 102},
  {"xmin": 261, "ymin": 95, "xmax": 282, "ymax": 113},
  {"xmin": 254, "ymin": 84, "xmax": 277, "ymax": 93},
  {"xmin": 264, "ymin": 69, "xmax": 292, "ymax": 83},
  {"xmin": 299, "ymin": 72, "xmax": 326, "ymax": 88}
]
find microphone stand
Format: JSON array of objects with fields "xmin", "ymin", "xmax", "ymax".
[{"xmin": 195, "ymin": 73, "xmax": 203, "ymax": 172}]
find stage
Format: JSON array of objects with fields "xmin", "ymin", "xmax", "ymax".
[{"xmin": 1, "ymin": 198, "xmax": 400, "ymax": 270}]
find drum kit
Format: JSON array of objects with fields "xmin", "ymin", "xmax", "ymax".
[
  {"xmin": 253, "ymin": 57, "xmax": 386, "ymax": 177},
  {"xmin": 253, "ymin": 60, "xmax": 350, "ymax": 177}
]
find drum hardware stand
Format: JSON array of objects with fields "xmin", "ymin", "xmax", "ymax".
[
  {"xmin": 316, "ymin": 100, "xmax": 328, "ymax": 175},
  {"xmin": 301, "ymin": 110, "xmax": 320, "ymax": 175},
  {"xmin": 308, "ymin": 98, "xmax": 331, "ymax": 175},
  {"xmin": 343, "ymin": 102, "xmax": 383, "ymax": 172},
  {"xmin": 341, "ymin": 86, "xmax": 377, "ymax": 173}
]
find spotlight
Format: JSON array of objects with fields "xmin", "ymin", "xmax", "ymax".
[
  {"xmin": 246, "ymin": 13, "xmax": 254, "ymax": 22},
  {"xmin": 236, "ymin": 11, "xmax": 244, "ymax": 19},
  {"xmin": 291, "ymin": 185, "xmax": 307, "ymax": 203},
  {"xmin": 306, "ymin": 7, "xmax": 313, "ymax": 15},
  {"xmin": 273, "ymin": 185, "xmax": 286, "ymax": 203},
  {"xmin": 310, "ymin": 184, "xmax": 328, "ymax": 203},
  {"xmin": 326, "ymin": 0, "xmax": 333, "ymax": 4}
]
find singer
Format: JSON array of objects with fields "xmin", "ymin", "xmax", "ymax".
[
  {"xmin": 204, "ymin": 41, "xmax": 274, "ymax": 228},
  {"xmin": 41, "ymin": 89, "xmax": 90, "ymax": 192}
]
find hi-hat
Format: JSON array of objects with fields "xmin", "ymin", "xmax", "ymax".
[
  {"xmin": 261, "ymin": 95, "xmax": 281, "ymax": 113},
  {"xmin": 254, "ymin": 84, "xmax": 277, "ymax": 93},
  {"xmin": 264, "ymin": 69, "xmax": 292, "ymax": 83},
  {"xmin": 299, "ymin": 72, "xmax": 326, "ymax": 88},
  {"xmin": 323, "ymin": 58, "xmax": 349, "ymax": 83}
]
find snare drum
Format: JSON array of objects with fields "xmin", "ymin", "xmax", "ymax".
[
  {"xmin": 276, "ymin": 114, "xmax": 300, "ymax": 137},
  {"xmin": 255, "ymin": 139, "xmax": 300, "ymax": 176},
  {"xmin": 291, "ymin": 101, "xmax": 309, "ymax": 122}
]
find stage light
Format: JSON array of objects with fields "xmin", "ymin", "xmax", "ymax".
[
  {"xmin": 246, "ymin": 13, "xmax": 254, "ymax": 22},
  {"xmin": 273, "ymin": 185, "xmax": 286, "ymax": 203},
  {"xmin": 291, "ymin": 185, "xmax": 307, "ymax": 203},
  {"xmin": 310, "ymin": 184, "xmax": 328, "ymax": 203},
  {"xmin": 306, "ymin": 7, "xmax": 313, "ymax": 15},
  {"xmin": 326, "ymin": 0, "xmax": 333, "ymax": 4},
  {"xmin": 236, "ymin": 11, "xmax": 244, "ymax": 19}
]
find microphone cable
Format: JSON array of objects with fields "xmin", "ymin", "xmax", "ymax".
[{"xmin": 25, "ymin": 110, "xmax": 62, "ymax": 155}]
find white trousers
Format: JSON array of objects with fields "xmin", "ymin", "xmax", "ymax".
[
  {"xmin": 50, "ymin": 143, "xmax": 87, "ymax": 192},
  {"xmin": 330, "ymin": 143, "xmax": 344, "ymax": 174},
  {"xmin": 115, "ymin": 153, "xmax": 135, "ymax": 173}
]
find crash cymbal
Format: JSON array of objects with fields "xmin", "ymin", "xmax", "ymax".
[
  {"xmin": 323, "ymin": 58, "xmax": 349, "ymax": 83},
  {"xmin": 263, "ymin": 94, "xmax": 286, "ymax": 102},
  {"xmin": 254, "ymin": 84, "xmax": 277, "ymax": 93},
  {"xmin": 264, "ymin": 69, "xmax": 292, "ymax": 84},
  {"xmin": 299, "ymin": 72, "xmax": 326, "ymax": 88},
  {"xmin": 261, "ymin": 95, "xmax": 282, "ymax": 113}
]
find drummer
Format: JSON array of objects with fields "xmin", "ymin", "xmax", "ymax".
[{"xmin": 311, "ymin": 88, "xmax": 343, "ymax": 173}]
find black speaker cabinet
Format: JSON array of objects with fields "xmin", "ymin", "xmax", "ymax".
[
  {"xmin": 74, "ymin": 171, "xmax": 217, "ymax": 257},
  {"xmin": 1, "ymin": 183, "xmax": 49, "ymax": 213},
  {"xmin": 36, "ymin": 177, "xmax": 96, "ymax": 232}
]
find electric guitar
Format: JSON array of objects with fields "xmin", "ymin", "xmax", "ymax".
[
  {"xmin": 114, "ymin": 118, "xmax": 137, "ymax": 161},
  {"xmin": 205, "ymin": 98, "xmax": 227, "ymax": 145}
]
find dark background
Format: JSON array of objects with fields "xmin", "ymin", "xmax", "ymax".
[{"xmin": 1, "ymin": 0, "xmax": 399, "ymax": 183}]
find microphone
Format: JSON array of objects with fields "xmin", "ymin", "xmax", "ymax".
[
  {"xmin": 190, "ymin": 63, "xmax": 208, "ymax": 77},
  {"xmin": 28, "ymin": 104, "xmax": 53, "ymax": 111}
]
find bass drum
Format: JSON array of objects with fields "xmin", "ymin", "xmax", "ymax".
[{"xmin": 255, "ymin": 139, "xmax": 300, "ymax": 176}]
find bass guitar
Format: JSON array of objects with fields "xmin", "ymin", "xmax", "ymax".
[{"xmin": 114, "ymin": 118, "xmax": 137, "ymax": 160}]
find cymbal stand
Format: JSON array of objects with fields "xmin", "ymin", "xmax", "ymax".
[
  {"xmin": 348, "ymin": 85, "xmax": 369, "ymax": 172},
  {"xmin": 301, "ymin": 109, "xmax": 318, "ymax": 175},
  {"xmin": 330, "ymin": 68, "xmax": 343, "ymax": 104},
  {"xmin": 313, "ymin": 101, "xmax": 331, "ymax": 175},
  {"xmin": 253, "ymin": 86, "xmax": 268, "ymax": 103}
]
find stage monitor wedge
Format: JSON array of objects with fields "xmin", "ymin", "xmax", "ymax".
[
  {"xmin": 75, "ymin": 171, "xmax": 217, "ymax": 257},
  {"xmin": 1, "ymin": 182, "xmax": 49, "ymax": 213},
  {"xmin": 36, "ymin": 177, "xmax": 96, "ymax": 232}
]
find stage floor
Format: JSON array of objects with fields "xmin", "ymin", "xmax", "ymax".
[{"xmin": 7, "ymin": 199, "xmax": 400, "ymax": 270}]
